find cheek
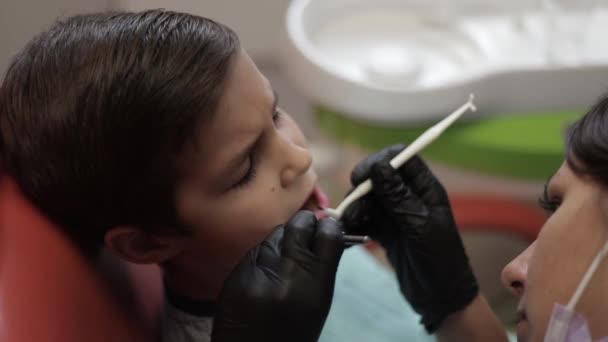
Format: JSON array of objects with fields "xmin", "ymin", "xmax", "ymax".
[
  {"xmin": 279, "ymin": 115, "xmax": 307, "ymax": 147},
  {"xmin": 525, "ymin": 224, "xmax": 572, "ymax": 338},
  {"xmin": 582, "ymin": 258, "xmax": 608, "ymax": 338},
  {"xmin": 186, "ymin": 183, "xmax": 296, "ymax": 254},
  {"xmin": 526, "ymin": 202, "xmax": 606, "ymax": 337}
]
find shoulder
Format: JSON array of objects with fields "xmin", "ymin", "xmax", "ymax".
[{"xmin": 161, "ymin": 300, "xmax": 214, "ymax": 342}]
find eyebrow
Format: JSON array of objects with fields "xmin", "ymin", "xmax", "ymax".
[{"xmin": 221, "ymin": 90, "xmax": 278, "ymax": 177}]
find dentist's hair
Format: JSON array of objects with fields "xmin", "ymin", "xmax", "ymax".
[
  {"xmin": 566, "ymin": 94, "xmax": 608, "ymax": 182},
  {"xmin": 0, "ymin": 10, "xmax": 239, "ymax": 253}
]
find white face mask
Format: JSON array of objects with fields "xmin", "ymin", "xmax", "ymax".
[{"xmin": 543, "ymin": 239, "xmax": 608, "ymax": 342}]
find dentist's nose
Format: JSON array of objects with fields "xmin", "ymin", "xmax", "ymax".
[{"xmin": 501, "ymin": 241, "xmax": 534, "ymax": 297}]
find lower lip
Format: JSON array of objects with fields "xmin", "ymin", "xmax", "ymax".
[
  {"xmin": 314, "ymin": 209, "xmax": 328, "ymax": 220},
  {"xmin": 516, "ymin": 318, "xmax": 528, "ymax": 341}
]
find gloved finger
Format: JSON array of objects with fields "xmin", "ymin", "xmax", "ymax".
[
  {"xmin": 256, "ymin": 225, "xmax": 285, "ymax": 271},
  {"xmin": 282, "ymin": 210, "xmax": 317, "ymax": 253},
  {"xmin": 312, "ymin": 218, "xmax": 344, "ymax": 266},
  {"xmin": 340, "ymin": 194, "xmax": 376, "ymax": 237},
  {"xmin": 397, "ymin": 156, "xmax": 450, "ymax": 207},
  {"xmin": 369, "ymin": 161, "xmax": 429, "ymax": 227},
  {"xmin": 351, "ymin": 144, "xmax": 405, "ymax": 186}
]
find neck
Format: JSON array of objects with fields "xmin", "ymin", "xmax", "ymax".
[{"xmin": 162, "ymin": 253, "xmax": 232, "ymax": 301}]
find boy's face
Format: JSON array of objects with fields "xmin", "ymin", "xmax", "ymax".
[{"xmin": 170, "ymin": 49, "xmax": 322, "ymax": 291}]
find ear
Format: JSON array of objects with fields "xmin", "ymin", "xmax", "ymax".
[{"xmin": 104, "ymin": 226, "xmax": 188, "ymax": 264}]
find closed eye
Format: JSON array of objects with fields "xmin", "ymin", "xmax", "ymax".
[
  {"xmin": 231, "ymin": 91, "xmax": 279, "ymax": 191},
  {"xmin": 231, "ymin": 158, "xmax": 256, "ymax": 190}
]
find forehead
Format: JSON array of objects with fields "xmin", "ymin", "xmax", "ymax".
[
  {"xmin": 187, "ymin": 50, "xmax": 273, "ymax": 174},
  {"xmin": 547, "ymin": 159, "xmax": 601, "ymax": 195},
  {"xmin": 217, "ymin": 49, "xmax": 274, "ymax": 122}
]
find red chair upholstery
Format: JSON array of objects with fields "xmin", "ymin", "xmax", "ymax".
[
  {"xmin": 365, "ymin": 194, "xmax": 546, "ymax": 251},
  {"xmin": 449, "ymin": 195, "xmax": 546, "ymax": 243},
  {"xmin": 0, "ymin": 175, "xmax": 163, "ymax": 342}
]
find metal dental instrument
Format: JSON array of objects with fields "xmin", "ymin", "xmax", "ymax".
[
  {"xmin": 326, "ymin": 94, "xmax": 477, "ymax": 221},
  {"xmin": 343, "ymin": 234, "xmax": 371, "ymax": 246}
]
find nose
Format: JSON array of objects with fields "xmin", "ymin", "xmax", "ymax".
[
  {"xmin": 279, "ymin": 138, "xmax": 312, "ymax": 188},
  {"xmin": 501, "ymin": 241, "xmax": 535, "ymax": 297}
]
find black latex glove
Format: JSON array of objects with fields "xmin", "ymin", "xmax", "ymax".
[
  {"xmin": 211, "ymin": 211, "xmax": 344, "ymax": 342},
  {"xmin": 342, "ymin": 144, "xmax": 479, "ymax": 333}
]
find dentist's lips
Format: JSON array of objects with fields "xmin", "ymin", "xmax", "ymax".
[
  {"xmin": 516, "ymin": 309, "xmax": 528, "ymax": 341},
  {"xmin": 301, "ymin": 185, "xmax": 330, "ymax": 219}
]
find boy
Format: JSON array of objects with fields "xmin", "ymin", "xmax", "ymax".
[{"xmin": 1, "ymin": 10, "xmax": 339, "ymax": 341}]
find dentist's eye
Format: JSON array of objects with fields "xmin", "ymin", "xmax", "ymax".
[
  {"xmin": 272, "ymin": 108, "xmax": 282, "ymax": 124},
  {"xmin": 537, "ymin": 196, "xmax": 560, "ymax": 214},
  {"xmin": 538, "ymin": 184, "xmax": 560, "ymax": 214}
]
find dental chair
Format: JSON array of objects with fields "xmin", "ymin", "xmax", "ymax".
[{"xmin": 0, "ymin": 175, "xmax": 163, "ymax": 342}]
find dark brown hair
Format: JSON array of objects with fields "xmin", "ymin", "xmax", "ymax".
[
  {"xmin": 566, "ymin": 94, "xmax": 608, "ymax": 182},
  {"xmin": 0, "ymin": 10, "xmax": 239, "ymax": 252}
]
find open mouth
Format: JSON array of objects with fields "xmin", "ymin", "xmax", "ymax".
[
  {"xmin": 516, "ymin": 310, "xmax": 527, "ymax": 323},
  {"xmin": 301, "ymin": 185, "xmax": 330, "ymax": 219}
]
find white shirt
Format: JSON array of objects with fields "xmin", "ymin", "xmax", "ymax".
[{"xmin": 161, "ymin": 290, "xmax": 215, "ymax": 342}]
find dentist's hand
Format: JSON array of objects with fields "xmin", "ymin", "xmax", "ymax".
[
  {"xmin": 342, "ymin": 144, "xmax": 479, "ymax": 333},
  {"xmin": 212, "ymin": 211, "xmax": 344, "ymax": 342}
]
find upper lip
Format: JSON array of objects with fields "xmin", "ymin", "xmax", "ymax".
[
  {"xmin": 299, "ymin": 187, "xmax": 316, "ymax": 210},
  {"xmin": 297, "ymin": 178, "xmax": 318, "ymax": 211},
  {"xmin": 296, "ymin": 175, "xmax": 317, "ymax": 207}
]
